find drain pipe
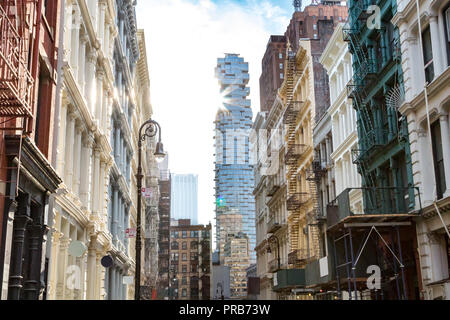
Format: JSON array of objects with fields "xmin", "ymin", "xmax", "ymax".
[{"xmin": 414, "ymin": 0, "xmax": 450, "ymax": 239}]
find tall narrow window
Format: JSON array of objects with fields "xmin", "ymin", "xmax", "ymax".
[
  {"xmin": 422, "ymin": 27, "xmax": 435, "ymax": 83},
  {"xmin": 444, "ymin": 6, "xmax": 450, "ymax": 66},
  {"xmin": 431, "ymin": 121, "xmax": 446, "ymax": 200}
]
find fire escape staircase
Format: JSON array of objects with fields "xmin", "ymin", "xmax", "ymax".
[
  {"xmin": 343, "ymin": 7, "xmax": 378, "ymax": 189},
  {"xmin": 0, "ymin": 0, "xmax": 38, "ymax": 200}
]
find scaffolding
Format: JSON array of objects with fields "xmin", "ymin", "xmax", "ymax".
[{"xmin": 328, "ymin": 187, "xmax": 422, "ymax": 300}]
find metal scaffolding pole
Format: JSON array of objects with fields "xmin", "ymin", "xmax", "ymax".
[
  {"xmin": 348, "ymin": 228, "xmax": 358, "ymax": 300},
  {"xmin": 343, "ymin": 233, "xmax": 353, "ymax": 300},
  {"xmin": 332, "ymin": 236, "xmax": 342, "ymax": 300},
  {"xmin": 396, "ymin": 227, "xmax": 408, "ymax": 300}
]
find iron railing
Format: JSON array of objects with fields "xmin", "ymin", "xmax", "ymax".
[
  {"xmin": 327, "ymin": 187, "xmax": 422, "ymax": 227},
  {"xmin": 267, "ymin": 217, "xmax": 282, "ymax": 234},
  {"xmin": 0, "ymin": 4, "xmax": 35, "ymax": 118},
  {"xmin": 287, "ymin": 192, "xmax": 310, "ymax": 211},
  {"xmin": 285, "ymin": 144, "xmax": 309, "ymax": 166}
]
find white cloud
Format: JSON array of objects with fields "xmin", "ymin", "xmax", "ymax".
[{"xmin": 136, "ymin": 0, "xmax": 290, "ymax": 226}]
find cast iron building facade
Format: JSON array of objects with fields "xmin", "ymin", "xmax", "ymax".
[
  {"xmin": 214, "ymin": 54, "xmax": 256, "ymax": 266},
  {"xmin": 0, "ymin": 0, "xmax": 62, "ymax": 300}
]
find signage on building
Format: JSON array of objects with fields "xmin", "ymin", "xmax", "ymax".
[
  {"xmin": 320, "ymin": 256, "xmax": 329, "ymax": 278},
  {"xmin": 142, "ymin": 187, "xmax": 153, "ymax": 198},
  {"xmin": 126, "ymin": 228, "xmax": 137, "ymax": 238}
]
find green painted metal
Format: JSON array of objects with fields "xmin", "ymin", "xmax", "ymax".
[
  {"xmin": 272, "ymin": 269, "xmax": 306, "ymax": 292},
  {"xmin": 346, "ymin": 0, "xmax": 415, "ymax": 212}
]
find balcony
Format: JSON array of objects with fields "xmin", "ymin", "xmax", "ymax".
[
  {"xmin": 349, "ymin": 0, "xmax": 373, "ymax": 22},
  {"xmin": 305, "ymin": 256, "xmax": 335, "ymax": 288},
  {"xmin": 267, "ymin": 217, "xmax": 282, "ymax": 234},
  {"xmin": 272, "ymin": 269, "xmax": 306, "ymax": 292},
  {"xmin": 354, "ymin": 58, "xmax": 378, "ymax": 82},
  {"xmin": 268, "ymin": 259, "xmax": 281, "ymax": 273},
  {"xmin": 353, "ymin": 129, "xmax": 389, "ymax": 163},
  {"xmin": 287, "ymin": 193, "xmax": 309, "ymax": 211},
  {"xmin": 0, "ymin": 4, "xmax": 35, "ymax": 118},
  {"xmin": 327, "ymin": 187, "xmax": 421, "ymax": 228},
  {"xmin": 283, "ymin": 101, "xmax": 303, "ymax": 125},
  {"xmin": 266, "ymin": 177, "xmax": 281, "ymax": 197},
  {"xmin": 285, "ymin": 144, "xmax": 309, "ymax": 166},
  {"xmin": 288, "ymin": 249, "xmax": 310, "ymax": 266}
]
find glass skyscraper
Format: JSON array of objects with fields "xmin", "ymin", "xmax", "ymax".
[
  {"xmin": 170, "ymin": 174, "xmax": 199, "ymax": 225},
  {"xmin": 214, "ymin": 54, "xmax": 256, "ymax": 263}
]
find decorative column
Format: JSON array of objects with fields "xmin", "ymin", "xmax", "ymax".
[
  {"xmin": 64, "ymin": 1, "xmax": 73, "ymax": 59},
  {"xmin": 95, "ymin": 251, "xmax": 103, "ymax": 299},
  {"xmin": 113, "ymin": 186, "xmax": 119, "ymax": 245},
  {"xmin": 118, "ymin": 196, "xmax": 123, "ymax": 247},
  {"xmin": 86, "ymin": 242, "xmax": 97, "ymax": 300},
  {"xmin": 99, "ymin": 160, "xmax": 106, "ymax": 225},
  {"xmin": 65, "ymin": 112, "xmax": 76, "ymax": 188},
  {"xmin": 23, "ymin": 222, "xmax": 47, "ymax": 300},
  {"xmin": 7, "ymin": 195, "xmax": 32, "ymax": 300},
  {"xmin": 115, "ymin": 122, "xmax": 121, "ymax": 165},
  {"xmin": 440, "ymin": 115, "xmax": 450, "ymax": 197},
  {"xmin": 78, "ymin": 33, "xmax": 88, "ymax": 96},
  {"xmin": 56, "ymin": 237, "xmax": 70, "ymax": 300},
  {"xmin": 85, "ymin": 51, "xmax": 97, "ymax": 115},
  {"xmin": 98, "ymin": 0, "xmax": 107, "ymax": 51},
  {"xmin": 70, "ymin": 4, "xmax": 81, "ymax": 78},
  {"xmin": 93, "ymin": 149, "xmax": 101, "ymax": 217},
  {"xmin": 80, "ymin": 134, "xmax": 94, "ymax": 208},
  {"xmin": 96, "ymin": 70, "xmax": 104, "ymax": 124},
  {"xmin": 429, "ymin": 15, "xmax": 444, "ymax": 76},
  {"xmin": 57, "ymin": 101, "xmax": 68, "ymax": 175},
  {"xmin": 73, "ymin": 123, "xmax": 83, "ymax": 196}
]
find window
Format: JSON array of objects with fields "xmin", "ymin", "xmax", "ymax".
[
  {"xmin": 279, "ymin": 63, "xmax": 283, "ymax": 70},
  {"xmin": 182, "ymin": 242, "xmax": 187, "ymax": 250},
  {"xmin": 191, "ymin": 253, "xmax": 197, "ymax": 261},
  {"xmin": 182, "ymin": 253, "xmax": 187, "ymax": 261},
  {"xmin": 279, "ymin": 53, "xmax": 283, "ymax": 59},
  {"xmin": 280, "ymin": 73, "xmax": 284, "ymax": 79},
  {"xmin": 313, "ymin": 24, "xmax": 317, "ymax": 30},
  {"xmin": 422, "ymin": 27, "xmax": 435, "ymax": 83},
  {"xmin": 182, "ymin": 289, "xmax": 187, "ymax": 297},
  {"xmin": 191, "ymin": 264, "xmax": 197, "ymax": 273},
  {"xmin": 182, "ymin": 265, "xmax": 187, "ymax": 273},
  {"xmin": 444, "ymin": 6, "xmax": 450, "ymax": 66},
  {"xmin": 182, "ymin": 231, "xmax": 187, "ymax": 238},
  {"xmin": 314, "ymin": 34, "xmax": 318, "ymax": 39},
  {"xmin": 182, "ymin": 277, "xmax": 187, "ymax": 285},
  {"xmin": 171, "ymin": 242, "xmax": 179, "ymax": 250},
  {"xmin": 431, "ymin": 121, "xmax": 446, "ymax": 200}
]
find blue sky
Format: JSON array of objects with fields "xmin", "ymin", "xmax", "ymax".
[{"xmin": 136, "ymin": 0, "xmax": 312, "ymax": 226}]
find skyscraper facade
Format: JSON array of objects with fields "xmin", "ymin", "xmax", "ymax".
[
  {"xmin": 171, "ymin": 174, "xmax": 199, "ymax": 225},
  {"xmin": 214, "ymin": 54, "xmax": 256, "ymax": 265}
]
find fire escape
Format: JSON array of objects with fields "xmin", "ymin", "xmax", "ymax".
[
  {"xmin": 343, "ymin": 0, "xmax": 378, "ymax": 188},
  {"xmin": 283, "ymin": 46, "xmax": 313, "ymax": 268},
  {"xmin": 0, "ymin": 0, "xmax": 38, "ymax": 200}
]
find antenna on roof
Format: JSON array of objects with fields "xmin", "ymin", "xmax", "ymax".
[{"xmin": 293, "ymin": 0, "xmax": 302, "ymax": 12}]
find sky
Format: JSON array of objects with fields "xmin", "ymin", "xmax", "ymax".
[{"xmin": 136, "ymin": 0, "xmax": 313, "ymax": 226}]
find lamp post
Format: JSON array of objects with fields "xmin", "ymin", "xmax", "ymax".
[
  {"xmin": 135, "ymin": 119, "xmax": 165, "ymax": 300},
  {"xmin": 267, "ymin": 235, "xmax": 281, "ymax": 270}
]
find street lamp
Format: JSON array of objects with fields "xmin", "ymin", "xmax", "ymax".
[
  {"xmin": 267, "ymin": 235, "xmax": 281, "ymax": 270},
  {"xmin": 136, "ymin": 119, "xmax": 165, "ymax": 300}
]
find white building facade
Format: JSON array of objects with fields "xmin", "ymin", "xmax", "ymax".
[
  {"xmin": 48, "ymin": 0, "xmax": 153, "ymax": 300},
  {"xmin": 48, "ymin": 0, "xmax": 118, "ymax": 300},
  {"xmin": 321, "ymin": 23, "xmax": 362, "ymax": 211},
  {"xmin": 393, "ymin": 0, "xmax": 450, "ymax": 300}
]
